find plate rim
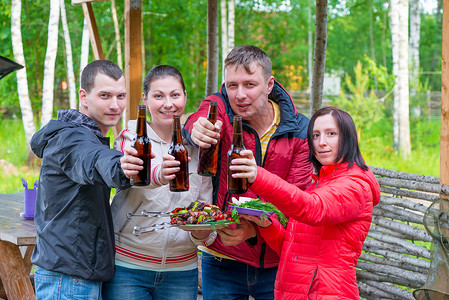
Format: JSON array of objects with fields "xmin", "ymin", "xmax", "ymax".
[
  {"xmin": 177, "ymin": 221, "xmax": 235, "ymax": 230},
  {"xmin": 229, "ymin": 205, "xmax": 274, "ymax": 217}
]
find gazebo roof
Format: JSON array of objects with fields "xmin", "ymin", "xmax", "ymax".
[{"xmin": 0, "ymin": 56, "xmax": 23, "ymax": 80}]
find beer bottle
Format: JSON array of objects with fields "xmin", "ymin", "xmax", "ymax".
[
  {"xmin": 168, "ymin": 115, "xmax": 189, "ymax": 192},
  {"xmin": 197, "ymin": 101, "xmax": 219, "ymax": 176},
  {"xmin": 130, "ymin": 105, "xmax": 151, "ymax": 186},
  {"xmin": 227, "ymin": 115, "xmax": 248, "ymax": 194}
]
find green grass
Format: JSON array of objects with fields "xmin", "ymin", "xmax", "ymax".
[
  {"xmin": 0, "ymin": 118, "xmax": 40, "ymax": 193},
  {"xmin": 0, "ymin": 116, "xmax": 442, "ymax": 193}
]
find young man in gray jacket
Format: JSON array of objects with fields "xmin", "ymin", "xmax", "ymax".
[{"xmin": 30, "ymin": 60, "xmax": 131, "ymax": 299}]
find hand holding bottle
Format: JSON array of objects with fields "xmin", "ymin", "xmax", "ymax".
[
  {"xmin": 228, "ymin": 149, "xmax": 258, "ymax": 184},
  {"xmin": 191, "ymin": 117, "xmax": 222, "ymax": 149},
  {"xmin": 120, "ymin": 146, "xmax": 155, "ymax": 179},
  {"xmin": 158, "ymin": 153, "xmax": 192, "ymax": 185}
]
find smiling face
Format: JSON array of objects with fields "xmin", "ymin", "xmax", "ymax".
[
  {"xmin": 224, "ymin": 62, "xmax": 274, "ymax": 126},
  {"xmin": 79, "ymin": 73, "xmax": 127, "ymax": 136},
  {"xmin": 312, "ymin": 114, "xmax": 340, "ymax": 166},
  {"xmin": 144, "ymin": 76, "xmax": 186, "ymax": 130}
]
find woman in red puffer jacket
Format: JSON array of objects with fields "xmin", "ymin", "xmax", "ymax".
[{"xmin": 230, "ymin": 107, "xmax": 380, "ymax": 299}]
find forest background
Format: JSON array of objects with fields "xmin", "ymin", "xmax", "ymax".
[{"xmin": 0, "ymin": 0, "xmax": 443, "ymax": 193}]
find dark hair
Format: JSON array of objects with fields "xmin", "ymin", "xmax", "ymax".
[
  {"xmin": 307, "ymin": 106, "xmax": 368, "ymax": 173},
  {"xmin": 224, "ymin": 45, "xmax": 272, "ymax": 80},
  {"xmin": 81, "ymin": 60, "xmax": 123, "ymax": 93},
  {"xmin": 143, "ymin": 65, "xmax": 186, "ymax": 96}
]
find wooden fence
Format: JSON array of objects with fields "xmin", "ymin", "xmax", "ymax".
[
  {"xmin": 288, "ymin": 91, "xmax": 442, "ymax": 120},
  {"xmin": 357, "ymin": 166, "xmax": 448, "ymax": 299}
]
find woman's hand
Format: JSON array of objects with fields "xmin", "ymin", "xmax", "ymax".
[
  {"xmin": 241, "ymin": 214, "xmax": 272, "ymax": 228},
  {"xmin": 158, "ymin": 154, "xmax": 192, "ymax": 185},
  {"xmin": 228, "ymin": 150, "xmax": 258, "ymax": 184}
]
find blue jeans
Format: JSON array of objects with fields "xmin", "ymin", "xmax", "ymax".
[
  {"xmin": 201, "ymin": 253, "xmax": 277, "ymax": 300},
  {"xmin": 34, "ymin": 266, "xmax": 102, "ymax": 300},
  {"xmin": 102, "ymin": 265, "xmax": 198, "ymax": 300}
]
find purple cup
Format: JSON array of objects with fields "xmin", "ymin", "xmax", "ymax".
[{"xmin": 21, "ymin": 188, "xmax": 36, "ymax": 220}]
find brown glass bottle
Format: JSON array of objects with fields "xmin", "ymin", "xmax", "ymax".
[
  {"xmin": 168, "ymin": 115, "xmax": 189, "ymax": 192},
  {"xmin": 130, "ymin": 105, "xmax": 151, "ymax": 186},
  {"xmin": 227, "ymin": 115, "xmax": 248, "ymax": 194},
  {"xmin": 197, "ymin": 101, "xmax": 219, "ymax": 176}
]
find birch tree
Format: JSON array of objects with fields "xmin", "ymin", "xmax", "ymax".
[
  {"xmin": 79, "ymin": 17, "xmax": 90, "ymax": 96},
  {"xmin": 41, "ymin": 0, "xmax": 60, "ymax": 127},
  {"xmin": 221, "ymin": 0, "xmax": 235, "ymax": 82},
  {"xmin": 111, "ymin": 0, "xmax": 123, "ymax": 69},
  {"xmin": 221, "ymin": 0, "xmax": 228, "ymax": 81},
  {"xmin": 409, "ymin": 0, "xmax": 421, "ymax": 91},
  {"xmin": 11, "ymin": 0, "xmax": 36, "ymax": 158},
  {"xmin": 391, "ymin": 0, "xmax": 411, "ymax": 157},
  {"xmin": 206, "ymin": 0, "xmax": 219, "ymax": 97},
  {"xmin": 228, "ymin": 0, "xmax": 235, "ymax": 52},
  {"xmin": 60, "ymin": 0, "xmax": 76, "ymax": 109}
]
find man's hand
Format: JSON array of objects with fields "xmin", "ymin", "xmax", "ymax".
[
  {"xmin": 217, "ymin": 218, "xmax": 257, "ymax": 246},
  {"xmin": 228, "ymin": 150, "xmax": 258, "ymax": 184},
  {"xmin": 191, "ymin": 117, "xmax": 222, "ymax": 148},
  {"xmin": 120, "ymin": 146, "xmax": 155, "ymax": 179}
]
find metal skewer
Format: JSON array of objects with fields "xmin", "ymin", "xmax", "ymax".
[{"xmin": 133, "ymin": 222, "xmax": 174, "ymax": 236}]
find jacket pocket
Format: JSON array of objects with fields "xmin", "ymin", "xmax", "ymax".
[{"xmin": 307, "ymin": 267, "xmax": 320, "ymax": 300}]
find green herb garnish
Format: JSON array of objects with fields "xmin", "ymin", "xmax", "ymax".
[
  {"xmin": 233, "ymin": 199, "xmax": 288, "ymax": 227},
  {"xmin": 210, "ymin": 220, "xmax": 234, "ymax": 231}
]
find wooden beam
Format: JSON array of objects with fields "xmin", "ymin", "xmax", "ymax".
[
  {"xmin": 78, "ymin": 1, "xmax": 122, "ymax": 135},
  {"xmin": 442, "ymin": 0, "xmax": 449, "ymax": 186},
  {"xmin": 81, "ymin": 2, "xmax": 104, "ymax": 60},
  {"xmin": 125, "ymin": 0, "xmax": 143, "ymax": 126}
]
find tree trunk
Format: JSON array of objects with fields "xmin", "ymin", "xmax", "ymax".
[
  {"xmin": 221, "ymin": 0, "xmax": 228, "ymax": 82},
  {"xmin": 310, "ymin": 0, "xmax": 328, "ymax": 115},
  {"xmin": 368, "ymin": 0, "xmax": 378, "ymax": 88},
  {"xmin": 409, "ymin": 0, "xmax": 421, "ymax": 92},
  {"xmin": 308, "ymin": 1, "xmax": 313, "ymax": 93},
  {"xmin": 227, "ymin": 0, "xmax": 235, "ymax": 51},
  {"xmin": 60, "ymin": 0, "xmax": 76, "ymax": 109},
  {"xmin": 398, "ymin": 0, "xmax": 411, "ymax": 157},
  {"xmin": 11, "ymin": 0, "xmax": 36, "ymax": 159},
  {"xmin": 206, "ymin": 0, "xmax": 219, "ymax": 97},
  {"xmin": 391, "ymin": 0, "xmax": 411, "ymax": 157},
  {"xmin": 79, "ymin": 17, "xmax": 90, "ymax": 100},
  {"xmin": 111, "ymin": 0, "xmax": 123, "ymax": 70},
  {"xmin": 41, "ymin": 0, "xmax": 60, "ymax": 127},
  {"xmin": 391, "ymin": 0, "xmax": 399, "ymax": 149}
]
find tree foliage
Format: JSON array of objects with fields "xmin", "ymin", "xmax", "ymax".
[
  {"xmin": 0, "ymin": 0, "xmax": 443, "ymax": 120},
  {"xmin": 331, "ymin": 58, "xmax": 390, "ymax": 140}
]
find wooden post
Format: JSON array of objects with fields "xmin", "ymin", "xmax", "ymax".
[
  {"xmin": 0, "ymin": 241, "xmax": 35, "ymax": 299},
  {"xmin": 124, "ymin": 0, "xmax": 142, "ymax": 127},
  {"xmin": 73, "ymin": 0, "xmax": 123, "ymax": 136},
  {"xmin": 81, "ymin": 2, "xmax": 105, "ymax": 60},
  {"xmin": 442, "ymin": 0, "xmax": 449, "ymax": 187}
]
